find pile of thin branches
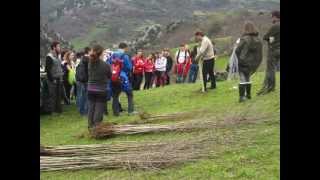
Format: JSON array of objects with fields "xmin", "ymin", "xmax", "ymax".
[
  {"xmin": 133, "ymin": 110, "xmax": 210, "ymax": 124},
  {"xmin": 90, "ymin": 114, "xmax": 275, "ymax": 139},
  {"xmin": 40, "ymin": 138, "xmax": 212, "ymax": 172},
  {"xmin": 90, "ymin": 122, "xmax": 202, "ymax": 139}
]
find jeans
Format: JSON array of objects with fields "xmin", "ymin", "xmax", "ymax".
[
  {"xmin": 188, "ymin": 64, "xmax": 199, "ymax": 83},
  {"xmin": 202, "ymin": 59, "xmax": 216, "ymax": 90},
  {"xmin": 262, "ymin": 49, "xmax": 280, "ymax": 91},
  {"xmin": 76, "ymin": 82, "xmax": 88, "ymax": 115},
  {"xmin": 112, "ymin": 82, "xmax": 134, "ymax": 116},
  {"xmin": 87, "ymin": 93, "xmax": 106, "ymax": 129}
]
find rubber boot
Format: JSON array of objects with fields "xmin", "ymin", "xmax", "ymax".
[
  {"xmin": 246, "ymin": 84, "xmax": 252, "ymax": 99},
  {"xmin": 239, "ymin": 84, "xmax": 246, "ymax": 103}
]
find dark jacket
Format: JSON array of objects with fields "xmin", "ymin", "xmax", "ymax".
[
  {"xmin": 45, "ymin": 52, "xmax": 63, "ymax": 82},
  {"xmin": 236, "ymin": 32, "xmax": 263, "ymax": 75},
  {"xmin": 166, "ymin": 56, "xmax": 173, "ymax": 73},
  {"xmin": 87, "ymin": 59, "xmax": 112, "ymax": 95},
  {"xmin": 263, "ymin": 21, "xmax": 280, "ymax": 51}
]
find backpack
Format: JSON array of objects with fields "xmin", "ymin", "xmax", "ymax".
[
  {"xmin": 176, "ymin": 50, "xmax": 188, "ymax": 64},
  {"xmin": 111, "ymin": 54, "xmax": 125, "ymax": 82},
  {"xmin": 75, "ymin": 57, "xmax": 88, "ymax": 83}
]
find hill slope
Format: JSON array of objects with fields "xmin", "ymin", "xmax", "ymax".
[
  {"xmin": 40, "ymin": 0, "xmax": 279, "ymax": 50},
  {"xmin": 40, "ymin": 71, "xmax": 280, "ymax": 179}
]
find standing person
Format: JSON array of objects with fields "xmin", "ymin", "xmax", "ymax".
[
  {"xmin": 87, "ymin": 45, "xmax": 112, "ymax": 129},
  {"xmin": 194, "ymin": 31, "xmax": 216, "ymax": 92},
  {"xmin": 45, "ymin": 41, "xmax": 63, "ymax": 114},
  {"xmin": 61, "ymin": 51, "xmax": 75, "ymax": 103},
  {"xmin": 174, "ymin": 44, "xmax": 190, "ymax": 83},
  {"xmin": 163, "ymin": 48, "xmax": 173, "ymax": 85},
  {"xmin": 257, "ymin": 11, "xmax": 280, "ymax": 95},
  {"xmin": 183, "ymin": 44, "xmax": 192, "ymax": 83},
  {"xmin": 76, "ymin": 47, "xmax": 90, "ymax": 116},
  {"xmin": 188, "ymin": 45, "xmax": 199, "ymax": 83},
  {"xmin": 144, "ymin": 53, "xmax": 156, "ymax": 90},
  {"xmin": 155, "ymin": 51, "xmax": 167, "ymax": 87},
  {"xmin": 132, "ymin": 49, "xmax": 145, "ymax": 90},
  {"xmin": 107, "ymin": 43, "xmax": 135, "ymax": 116},
  {"xmin": 69, "ymin": 51, "xmax": 77, "ymax": 101},
  {"xmin": 235, "ymin": 21, "xmax": 263, "ymax": 102}
]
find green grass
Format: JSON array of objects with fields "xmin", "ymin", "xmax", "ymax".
[
  {"xmin": 41, "ymin": 72, "xmax": 279, "ymax": 179},
  {"xmin": 71, "ymin": 26, "xmax": 109, "ymax": 51}
]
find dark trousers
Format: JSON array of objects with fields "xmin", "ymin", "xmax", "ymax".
[
  {"xmin": 133, "ymin": 73, "xmax": 143, "ymax": 90},
  {"xmin": 63, "ymin": 81, "xmax": 72, "ymax": 101},
  {"xmin": 202, "ymin": 59, "xmax": 216, "ymax": 90},
  {"xmin": 112, "ymin": 83, "xmax": 134, "ymax": 116},
  {"xmin": 262, "ymin": 49, "xmax": 280, "ymax": 91},
  {"xmin": 165, "ymin": 72, "xmax": 171, "ymax": 85},
  {"xmin": 144, "ymin": 72, "xmax": 153, "ymax": 89},
  {"xmin": 47, "ymin": 80, "xmax": 63, "ymax": 113},
  {"xmin": 155, "ymin": 71, "xmax": 165, "ymax": 87},
  {"xmin": 87, "ymin": 93, "xmax": 106, "ymax": 129}
]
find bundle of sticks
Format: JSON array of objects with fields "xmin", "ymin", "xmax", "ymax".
[
  {"xmin": 41, "ymin": 138, "xmax": 212, "ymax": 172},
  {"xmin": 90, "ymin": 121, "xmax": 208, "ymax": 139}
]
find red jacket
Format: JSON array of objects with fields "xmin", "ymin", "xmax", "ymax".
[
  {"xmin": 132, "ymin": 55, "xmax": 145, "ymax": 74},
  {"xmin": 144, "ymin": 59, "xmax": 155, "ymax": 73}
]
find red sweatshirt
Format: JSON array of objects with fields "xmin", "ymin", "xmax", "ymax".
[
  {"xmin": 144, "ymin": 59, "xmax": 155, "ymax": 73},
  {"xmin": 132, "ymin": 55, "xmax": 145, "ymax": 74}
]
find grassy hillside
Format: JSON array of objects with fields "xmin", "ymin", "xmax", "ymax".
[{"xmin": 40, "ymin": 71, "xmax": 280, "ymax": 179}]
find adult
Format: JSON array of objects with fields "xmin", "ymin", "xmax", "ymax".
[
  {"xmin": 76, "ymin": 47, "xmax": 90, "ymax": 116},
  {"xmin": 194, "ymin": 31, "xmax": 216, "ymax": 92},
  {"xmin": 155, "ymin": 51, "xmax": 167, "ymax": 87},
  {"xmin": 163, "ymin": 48, "xmax": 173, "ymax": 85},
  {"xmin": 87, "ymin": 45, "xmax": 112, "ymax": 129},
  {"xmin": 132, "ymin": 49, "xmax": 145, "ymax": 90},
  {"xmin": 45, "ymin": 41, "xmax": 63, "ymax": 113},
  {"xmin": 61, "ymin": 51, "xmax": 76, "ymax": 103},
  {"xmin": 175, "ymin": 44, "xmax": 190, "ymax": 83},
  {"xmin": 188, "ymin": 45, "xmax": 199, "ymax": 83},
  {"xmin": 257, "ymin": 10, "xmax": 280, "ymax": 95},
  {"xmin": 108, "ymin": 43, "xmax": 135, "ymax": 116},
  {"xmin": 144, "ymin": 53, "xmax": 155, "ymax": 90},
  {"xmin": 235, "ymin": 21, "xmax": 263, "ymax": 102}
]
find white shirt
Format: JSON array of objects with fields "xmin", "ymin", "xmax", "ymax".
[
  {"xmin": 175, "ymin": 50, "xmax": 190, "ymax": 64},
  {"xmin": 155, "ymin": 56, "xmax": 167, "ymax": 72}
]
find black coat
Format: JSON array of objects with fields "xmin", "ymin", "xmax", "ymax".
[{"xmin": 236, "ymin": 33, "xmax": 263, "ymax": 75}]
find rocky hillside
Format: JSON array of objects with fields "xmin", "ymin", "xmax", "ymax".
[
  {"xmin": 40, "ymin": 0, "xmax": 279, "ymax": 51},
  {"xmin": 40, "ymin": 19, "xmax": 72, "ymax": 65}
]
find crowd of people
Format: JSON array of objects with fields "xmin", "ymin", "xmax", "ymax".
[{"xmin": 41, "ymin": 10, "xmax": 280, "ymax": 130}]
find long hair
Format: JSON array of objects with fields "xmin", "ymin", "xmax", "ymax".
[
  {"xmin": 243, "ymin": 21, "xmax": 258, "ymax": 35},
  {"xmin": 64, "ymin": 51, "xmax": 75, "ymax": 64}
]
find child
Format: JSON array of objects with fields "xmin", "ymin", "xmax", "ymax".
[
  {"xmin": 144, "ymin": 53, "xmax": 155, "ymax": 90},
  {"xmin": 154, "ymin": 52, "xmax": 167, "ymax": 87},
  {"xmin": 174, "ymin": 44, "xmax": 190, "ymax": 83}
]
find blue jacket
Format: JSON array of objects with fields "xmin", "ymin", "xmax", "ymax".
[
  {"xmin": 107, "ymin": 49, "xmax": 133, "ymax": 93},
  {"xmin": 107, "ymin": 50, "xmax": 132, "ymax": 74}
]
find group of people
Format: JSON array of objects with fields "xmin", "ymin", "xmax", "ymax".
[
  {"xmin": 128, "ymin": 44, "xmax": 203, "ymax": 91},
  {"xmin": 42, "ymin": 10, "xmax": 280, "ymax": 130}
]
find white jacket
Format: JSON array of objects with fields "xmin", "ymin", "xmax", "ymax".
[{"xmin": 155, "ymin": 57, "xmax": 167, "ymax": 71}]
